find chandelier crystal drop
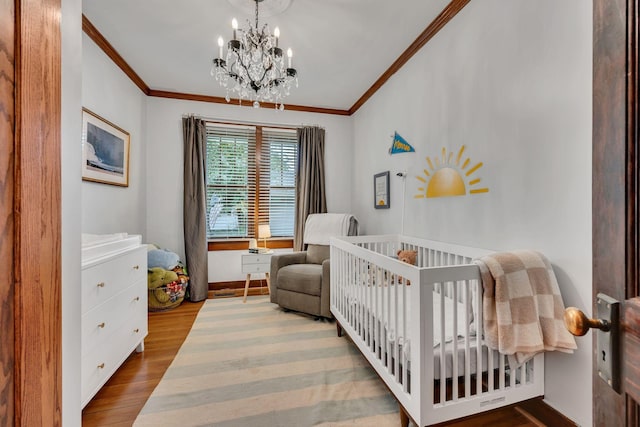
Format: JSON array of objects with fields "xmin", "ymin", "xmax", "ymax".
[{"xmin": 212, "ymin": 0, "xmax": 298, "ymax": 110}]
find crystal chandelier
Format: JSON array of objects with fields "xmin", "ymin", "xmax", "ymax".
[{"xmin": 212, "ymin": 0, "xmax": 298, "ymax": 110}]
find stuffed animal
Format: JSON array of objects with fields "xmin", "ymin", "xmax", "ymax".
[
  {"xmin": 397, "ymin": 249, "xmax": 417, "ymax": 266},
  {"xmin": 147, "ymin": 267, "xmax": 178, "ymax": 308},
  {"xmin": 397, "ymin": 249, "xmax": 417, "ymax": 285},
  {"xmin": 148, "ymin": 249, "xmax": 180, "ymax": 270}
]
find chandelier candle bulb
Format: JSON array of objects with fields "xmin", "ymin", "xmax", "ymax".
[
  {"xmin": 274, "ymin": 27, "xmax": 280, "ymax": 47},
  {"xmin": 232, "ymin": 18, "xmax": 238, "ymax": 40},
  {"xmin": 217, "ymin": 36, "xmax": 224, "ymax": 58},
  {"xmin": 287, "ymin": 48, "xmax": 292, "ymax": 68}
]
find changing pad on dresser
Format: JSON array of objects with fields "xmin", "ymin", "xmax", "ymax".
[{"xmin": 82, "ymin": 233, "xmax": 143, "ymax": 265}]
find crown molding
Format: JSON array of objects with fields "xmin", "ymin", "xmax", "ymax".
[
  {"xmin": 348, "ymin": 0, "xmax": 471, "ymax": 115},
  {"xmin": 82, "ymin": 14, "xmax": 150, "ymax": 95},
  {"xmin": 148, "ymin": 90, "xmax": 350, "ymax": 116}
]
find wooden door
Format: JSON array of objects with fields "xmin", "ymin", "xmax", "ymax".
[
  {"xmin": 592, "ymin": 0, "xmax": 640, "ymax": 425},
  {"xmin": 1, "ymin": 0, "xmax": 63, "ymax": 425}
]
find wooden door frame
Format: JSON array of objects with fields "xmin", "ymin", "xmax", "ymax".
[
  {"xmin": 593, "ymin": 0, "xmax": 639, "ymax": 425},
  {"xmin": 1, "ymin": 0, "xmax": 63, "ymax": 425},
  {"xmin": 0, "ymin": 0, "xmax": 16, "ymax": 423}
]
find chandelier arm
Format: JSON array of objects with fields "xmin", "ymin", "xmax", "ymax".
[
  {"xmin": 255, "ymin": 0, "xmax": 259, "ymax": 29},
  {"xmin": 233, "ymin": 53, "xmax": 261, "ymax": 90},
  {"xmin": 255, "ymin": 63, "xmax": 274, "ymax": 88},
  {"xmin": 213, "ymin": 59, "xmax": 228, "ymax": 73}
]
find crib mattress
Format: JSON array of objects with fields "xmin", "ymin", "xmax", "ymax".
[
  {"xmin": 347, "ymin": 288, "xmax": 473, "ymax": 345},
  {"xmin": 347, "ymin": 290, "xmax": 494, "ymax": 381},
  {"xmin": 432, "ymin": 337, "xmax": 500, "ymax": 380}
]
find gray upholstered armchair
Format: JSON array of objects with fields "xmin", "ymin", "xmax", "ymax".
[{"xmin": 270, "ymin": 214, "xmax": 358, "ymax": 318}]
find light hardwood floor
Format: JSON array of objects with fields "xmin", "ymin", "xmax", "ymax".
[{"xmin": 81, "ymin": 296, "xmax": 574, "ymax": 427}]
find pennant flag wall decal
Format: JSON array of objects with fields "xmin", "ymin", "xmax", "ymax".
[{"xmin": 389, "ymin": 132, "xmax": 415, "ymax": 154}]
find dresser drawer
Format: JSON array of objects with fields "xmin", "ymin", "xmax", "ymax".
[
  {"xmin": 242, "ymin": 262, "xmax": 270, "ymax": 274},
  {"xmin": 82, "ymin": 246, "xmax": 146, "ymax": 312},
  {"xmin": 81, "ymin": 278, "xmax": 146, "ymax": 356},
  {"xmin": 81, "ymin": 317, "xmax": 146, "ymax": 407},
  {"xmin": 242, "ymin": 254, "xmax": 272, "ymax": 265}
]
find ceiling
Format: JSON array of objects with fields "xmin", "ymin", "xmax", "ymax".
[{"xmin": 82, "ymin": 0, "xmax": 452, "ymax": 111}]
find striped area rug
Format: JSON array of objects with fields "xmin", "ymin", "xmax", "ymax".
[{"xmin": 134, "ymin": 296, "xmax": 400, "ymax": 427}]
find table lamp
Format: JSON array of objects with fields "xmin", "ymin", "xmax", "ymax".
[{"xmin": 258, "ymin": 224, "xmax": 271, "ymax": 249}]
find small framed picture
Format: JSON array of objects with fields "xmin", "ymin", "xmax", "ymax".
[
  {"xmin": 81, "ymin": 108, "xmax": 130, "ymax": 187},
  {"xmin": 374, "ymin": 171, "xmax": 390, "ymax": 209}
]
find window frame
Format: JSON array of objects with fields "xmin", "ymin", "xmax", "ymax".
[{"xmin": 205, "ymin": 121, "xmax": 297, "ymax": 250}]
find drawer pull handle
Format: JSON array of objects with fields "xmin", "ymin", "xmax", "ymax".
[
  {"xmin": 134, "ymin": 328, "xmax": 140, "ymax": 333},
  {"xmin": 133, "ymin": 265, "xmax": 140, "ymax": 270},
  {"xmin": 97, "ymin": 282, "xmax": 105, "ymax": 288},
  {"xmin": 97, "ymin": 363, "xmax": 105, "ymax": 369},
  {"xmin": 134, "ymin": 296, "xmax": 140, "ymax": 302},
  {"xmin": 98, "ymin": 322, "xmax": 105, "ymax": 328}
]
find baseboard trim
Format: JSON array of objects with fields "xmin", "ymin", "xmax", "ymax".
[
  {"xmin": 209, "ymin": 280, "xmax": 267, "ymax": 290},
  {"xmin": 208, "ymin": 280, "xmax": 270, "ymax": 299}
]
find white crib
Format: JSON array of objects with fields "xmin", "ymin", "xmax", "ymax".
[{"xmin": 330, "ymin": 235, "xmax": 544, "ymax": 426}]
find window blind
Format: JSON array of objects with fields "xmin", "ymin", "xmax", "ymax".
[
  {"xmin": 260, "ymin": 128, "xmax": 297, "ymax": 237},
  {"xmin": 205, "ymin": 123, "xmax": 297, "ymax": 240},
  {"xmin": 205, "ymin": 124, "xmax": 256, "ymax": 239}
]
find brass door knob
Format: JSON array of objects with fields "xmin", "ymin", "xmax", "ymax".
[{"xmin": 564, "ymin": 307, "xmax": 611, "ymax": 336}]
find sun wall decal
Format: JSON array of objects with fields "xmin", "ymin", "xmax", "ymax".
[{"xmin": 415, "ymin": 145, "xmax": 489, "ymax": 199}]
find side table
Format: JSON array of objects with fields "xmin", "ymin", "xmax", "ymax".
[{"xmin": 241, "ymin": 252, "xmax": 272, "ymax": 303}]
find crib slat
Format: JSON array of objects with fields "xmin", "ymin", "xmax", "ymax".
[
  {"xmin": 499, "ymin": 354, "xmax": 506, "ymax": 390},
  {"xmin": 476, "ymin": 278, "xmax": 484, "ymax": 396},
  {"xmin": 439, "ymin": 287, "xmax": 446, "ymax": 404},
  {"xmin": 464, "ymin": 281, "xmax": 471, "ymax": 398},
  {"xmin": 488, "ymin": 342, "xmax": 494, "ymax": 393},
  {"xmin": 386, "ymin": 269, "xmax": 391, "ymax": 374},
  {"xmin": 402, "ymin": 279, "xmax": 408, "ymax": 392},
  {"xmin": 452, "ymin": 282, "xmax": 459, "ymax": 402},
  {"xmin": 394, "ymin": 273, "xmax": 399, "ymax": 383},
  {"xmin": 372, "ymin": 265, "xmax": 377, "ymax": 357},
  {"xmin": 365, "ymin": 263, "xmax": 370, "ymax": 349}
]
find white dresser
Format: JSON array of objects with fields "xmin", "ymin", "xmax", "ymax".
[{"xmin": 81, "ymin": 239, "xmax": 147, "ymax": 407}]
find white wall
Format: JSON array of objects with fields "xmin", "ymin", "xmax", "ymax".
[
  {"xmin": 145, "ymin": 98, "xmax": 353, "ymax": 282},
  {"xmin": 351, "ymin": 1, "xmax": 592, "ymax": 425},
  {"xmin": 81, "ymin": 35, "xmax": 147, "ymax": 236},
  {"xmin": 61, "ymin": 0, "xmax": 83, "ymax": 425}
]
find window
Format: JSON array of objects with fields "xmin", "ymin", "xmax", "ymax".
[{"xmin": 205, "ymin": 123, "xmax": 297, "ymax": 241}]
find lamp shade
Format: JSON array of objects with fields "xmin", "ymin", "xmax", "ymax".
[{"xmin": 258, "ymin": 224, "xmax": 271, "ymax": 239}]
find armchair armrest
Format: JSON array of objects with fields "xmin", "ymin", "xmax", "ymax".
[
  {"xmin": 270, "ymin": 251, "xmax": 308, "ymax": 303},
  {"xmin": 320, "ymin": 259, "xmax": 331, "ymax": 318}
]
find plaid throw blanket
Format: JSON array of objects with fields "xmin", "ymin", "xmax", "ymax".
[{"xmin": 475, "ymin": 250, "xmax": 577, "ymax": 365}]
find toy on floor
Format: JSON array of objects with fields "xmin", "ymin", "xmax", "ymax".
[{"xmin": 147, "ymin": 246, "xmax": 189, "ymax": 311}]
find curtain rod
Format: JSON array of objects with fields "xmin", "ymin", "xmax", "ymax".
[{"xmin": 183, "ymin": 114, "xmax": 322, "ymax": 131}]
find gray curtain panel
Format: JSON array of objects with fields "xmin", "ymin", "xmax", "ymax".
[
  {"xmin": 294, "ymin": 126, "xmax": 327, "ymax": 251},
  {"xmin": 182, "ymin": 117, "xmax": 208, "ymax": 301}
]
